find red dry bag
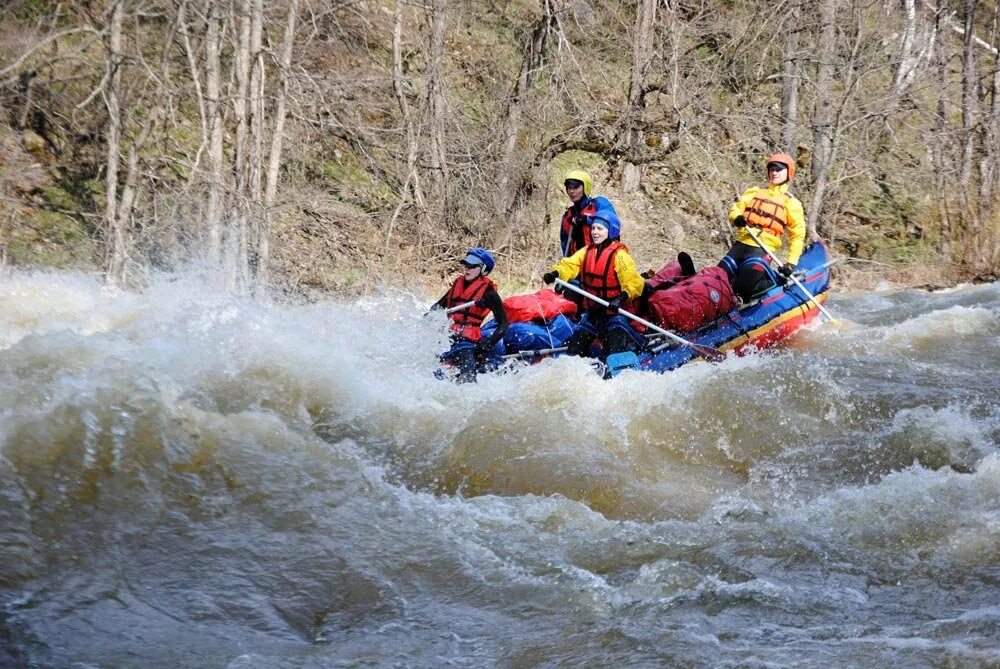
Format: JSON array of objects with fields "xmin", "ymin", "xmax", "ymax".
[
  {"xmin": 647, "ymin": 267, "xmax": 737, "ymax": 332},
  {"xmin": 503, "ymin": 289, "xmax": 577, "ymax": 323}
]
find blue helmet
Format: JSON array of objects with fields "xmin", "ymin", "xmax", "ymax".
[
  {"xmin": 591, "ymin": 208, "xmax": 621, "ymax": 241},
  {"xmin": 461, "ymin": 247, "xmax": 495, "ymax": 274}
]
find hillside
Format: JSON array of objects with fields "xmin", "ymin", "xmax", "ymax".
[{"xmin": 1, "ymin": 0, "xmax": 998, "ymax": 297}]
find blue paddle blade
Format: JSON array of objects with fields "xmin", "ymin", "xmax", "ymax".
[{"xmin": 605, "ymin": 352, "xmax": 640, "ymax": 377}]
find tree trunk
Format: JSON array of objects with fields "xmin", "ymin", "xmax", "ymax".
[
  {"xmin": 230, "ymin": 0, "xmax": 252, "ymax": 286},
  {"xmin": 894, "ymin": 0, "xmax": 920, "ymax": 95},
  {"xmin": 978, "ymin": 2, "xmax": 1000, "ymax": 221},
  {"xmin": 104, "ymin": 0, "xmax": 127, "ymax": 287},
  {"xmin": 807, "ymin": 0, "xmax": 838, "ymax": 238},
  {"xmin": 426, "ymin": 0, "xmax": 449, "ymax": 206},
  {"xmin": 261, "ymin": 0, "xmax": 299, "ymax": 285},
  {"xmin": 246, "ymin": 0, "xmax": 266, "ymax": 283},
  {"xmin": 959, "ymin": 0, "xmax": 977, "ymax": 204},
  {"xmin": 264, "ymin": 0, "xmax": 297, "ymax": 207},
  {"xmin": 932, "ymin": 7, "xmax": 951, "ymax": 257},
  {"xmin": 957, "ymin": 0, "xmax": 980, "ymax": 268},
  {"xmin": 622, "ymin": 0, "xmax": 658, "ymax": 193},
  {"xmin": 497, "ymin": 0, "xmax": 557, "ymax": 211},
  {"xmin": 205, "ymin": 1, "xmax": 225, "ymax": 265},
  {"xmin": 387, "ymin": 0, "xmax": 426, "ymax": 252},
  {"xmin": 780, "ymin": 0, "xmax": 800, "ymax": 152}
]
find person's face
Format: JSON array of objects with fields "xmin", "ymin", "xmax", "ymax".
[
  {"xmin": 767, "ymin": 163, "xmax": 788, "ymax": 185},
  {"xmin": 565, "ymin": 181, "xmax": 585, "ymax": 203},
  {"xmin": 590, "ymin": 223, "xmax": 609, "ymax": 244},
  {"xmin": 462, "ymin": 263, "xmax": 483, "ymax": 280}
]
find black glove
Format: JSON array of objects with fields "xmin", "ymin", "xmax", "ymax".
[
  {"xmin": 543, "ymin": 271, "xmax": 558, "ymax": 285},
  {"xmin": 778, "ymin": 262, "xmax": 796, "ymax": 278},
  {"xmin": 607, "ymin": 294, "xmax": 626, "ymax": 314},
  {"xmin": 474, "ymin": 297, "xmax": 488, "ymax": 308},
  {"xmin": 733, "ymin": 215, "xmax": 747, "ymax": 228}
]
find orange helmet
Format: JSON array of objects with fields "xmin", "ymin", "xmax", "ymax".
[{"xmin": 765, "ymin": 152, "xmax": 796, "ymax": 182}]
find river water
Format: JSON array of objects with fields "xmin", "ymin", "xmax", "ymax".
[{"xmin": 0, "ymin": 270, "xmax": 998, "ymax": 668}]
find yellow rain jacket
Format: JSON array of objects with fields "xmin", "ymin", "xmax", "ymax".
[
  {"xmin": 728, "ymin": 183, "xmax": 806, "ymax": 265},
  {"xmin": 551, "ymin": 243, "xmax": 645, "ymax": 301}
]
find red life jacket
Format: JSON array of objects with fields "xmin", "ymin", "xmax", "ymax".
[
  {"xmin": 560, "ymin": 199, "xmax": 599, "ymax": 256},
  {"xmin": 581, "ymin": 242, "xmax": 628, "ymax": 312},
  {"xmin": 444, "ymin": 274, "xmax": 495, "ymax": 341}
]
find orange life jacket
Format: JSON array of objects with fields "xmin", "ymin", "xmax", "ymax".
[
  {"xmin": 744, "ymin": 190, "xmax": 790, "ymax": 236},
  {"xmin": 581, "ymin": 242, "xmax": 628, "ymax": 312},
  {"xmin": 444, "ymin": 274, "xmax": 495, "ymax": 342}
]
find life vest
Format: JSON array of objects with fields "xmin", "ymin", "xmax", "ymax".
[
  {"xmin": 444, "ymin": 274, "xmax": 495, "ymax": 342},
  {"xmin": 581, "ymin": 242, "xmax": 627, "ymax": 311},
  {"xmin": 744, "ymin": 190, "xmax": 790, "ymax": 236},
  {"xmin": 560, "ymin": 199, "xmax": 599, "ymax": 256}
]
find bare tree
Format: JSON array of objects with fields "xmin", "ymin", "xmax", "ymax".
[
  {"xmin": 260, "ymin": 0, "xmax": 300, "ymax": 285},
  {"xmin": 426, "ymin": 0, "xmax": 449, "ymax": 206},
  {"xmin": 496, "ymin": 0, "xmax": 559, "ymax": 212},
  {"xmin": 780, "ymin": 0, "xmax": 802, "ymax": 152},
  {"xmin": 807, "ymin": 0, "xmax": 838, "ymax": 238},
  {"xmin": 386, "ymin": 0, "xmax": 426, "ymax": 253},
  {"xmin": 959, "ymin": 0, "xmax": 978, "ymax": 214},
  {"xmin": 622, "ymin": 0, "xmax": 658, "ymax": 192},
  {"xmin": 204, "ymin": 1, "xmax": 226, "ymax": 265},
  {"xmin": 103, "ymin": 0, "xmax": 126, "ymax": 285},
  {"xmin": 977, "ymin": 0, "xmax": 1000, "ymax": 222},
  {"xmin": 931, "ymin": 5, "xmax": 952, "ymax": 256}
]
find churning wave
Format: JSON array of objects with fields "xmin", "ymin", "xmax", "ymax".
[{"xmin": 1, "ymin": 270, "xmax": 998, "ymax": 668}]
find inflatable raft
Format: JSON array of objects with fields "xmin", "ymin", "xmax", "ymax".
[{"xmin": 480, "ymin": 241, "xmax": 833, "ymax": 375}]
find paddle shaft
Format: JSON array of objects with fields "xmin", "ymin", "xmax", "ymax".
[
  {"xmin": 554, "ymin": 279, "xmax": 725, "ymax": 361},
  {"xmin": 742, "ymin": 226, "xmax": 837, "ymax": 323},
  {"xmin": 444, "ymin": 301, "xmax": 476, "ymax": 315},
  {"xmin": 503, "ymin": 346, "xmax": 567, "ymax": 360}
]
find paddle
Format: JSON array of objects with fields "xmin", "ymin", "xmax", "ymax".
[
  {"xmin": 554, "ymin": 279, "xmax": 727, "ymax": 363},
  {"xmin": 444, "ymin": 301, "xmax": 476, "ymax": 315},
  {"xmin": 503, "ymin": 346, "xmax": 567, "ymax": 360},
  {"xmin": 743, "ymin": 226, "xmax": 838, "ymax": 324}
]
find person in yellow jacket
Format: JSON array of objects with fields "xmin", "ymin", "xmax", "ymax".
[
  {"xmin": 542, "ymin": 208, "xmax": 646, "ymax": 359},
  {"xmin": 720, "ymin": 152, "xmax": 806, "ymax": 300}
]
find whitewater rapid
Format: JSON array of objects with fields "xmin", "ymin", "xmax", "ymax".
[{"xmin": 1, "ymin": 270, "xmax": 998, "ymax": 668}]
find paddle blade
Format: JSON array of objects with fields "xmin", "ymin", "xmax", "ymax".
[{"xmin": 692, "ymin": 344, "xmax": 727, "ymax": 363}]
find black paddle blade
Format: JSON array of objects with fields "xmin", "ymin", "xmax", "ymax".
[{"xmin": 693, "ymin": 344, "xmax": 727, "ymax": 363}]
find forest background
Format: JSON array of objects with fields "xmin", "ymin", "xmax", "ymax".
[{"xmin": 1, "ymin": 0, "xmax": 999, "ymax": 299}]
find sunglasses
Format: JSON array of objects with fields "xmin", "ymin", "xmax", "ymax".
[
  {"xmin": 564, "ymin": 180, "xmax": 584, "ymax": 189},
  {"xmin": 767, "ymin": 164, "xmax": 788, "ymax": 172}
]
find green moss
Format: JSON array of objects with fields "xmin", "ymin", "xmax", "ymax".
[
  {"xmin": 552, "ymin": 150, "xmax": 606, "ymax": 179},
  {"xmin": 857, "ymin": 190, "xmax": 919, "ymax": 230},
  {"xmin": 297, "ymin": 151, "xmax": 397, "ymax": 211},
  {"xmin": 12, "ymin": 0, "xmax": 60, "ymax": 22},
  {"xmin": 8, "ymin": 210, "xmax": 98, "ymax": 268},
  {"xmin": 320, "ymin": 160, "xmax": 368, "ymax": 184},
  {"xmin": 42, "ymin": 186, "xmax": 74, "ymax": 210}
]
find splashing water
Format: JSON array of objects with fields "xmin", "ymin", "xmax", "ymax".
[{"xmin": 1, "ymin": 271, "xmax": 998, "ymax": 667}]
